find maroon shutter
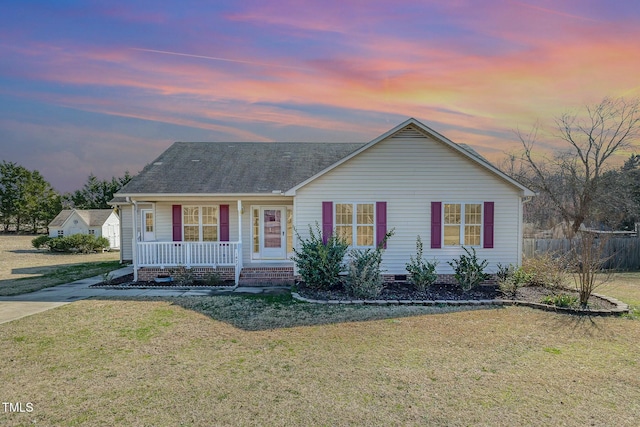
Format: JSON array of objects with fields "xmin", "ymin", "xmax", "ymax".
[
  {"xmin": 483, "ymin": 202, "xmax": 494, "ymax": 249},
  {"xmin": 172, "ymin": 205, "xmax": 182, "ymax": 241},
  {"xmin": 220, "ymin": 204, "xmax": 230, "ymax": 242},
  {"xmin": 431, "ymin": 201, "xmax": 442, "ymax": 249},
  {"xmin": 376, "ymin": 201, "xmax": 387, "ymax": 249},
  {"xmin": 322, "ymin": 201, "xmax": 333, "ymax": 244}
]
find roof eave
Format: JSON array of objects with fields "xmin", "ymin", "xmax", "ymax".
[{"xmin": 115, "ymin": 192, "xmax": 293, "ymax": 199}]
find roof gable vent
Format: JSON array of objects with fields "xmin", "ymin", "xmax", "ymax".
[{"xmin": 392, "ymin": 126, "xmax": 425, "ymax": 139}]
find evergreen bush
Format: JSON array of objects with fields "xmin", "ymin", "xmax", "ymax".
[
  {"xmin": 405, "ymin": 236, "xmax": 438, "ymax": 291},
  {"xmin": 345, "ymin": 230, "xmax": 394, "ymax": 299},
  {"xmin": 291, "ymin": 223, "xmax": 349, "ymax": 290},
  {"xmin": 447, "ymin": 247, "xmax": 490, "ymax": 291}
]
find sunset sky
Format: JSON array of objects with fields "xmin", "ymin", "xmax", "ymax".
[{"xmin": 1, "ymin": 0, "xmax": 639, "ymax": 192}]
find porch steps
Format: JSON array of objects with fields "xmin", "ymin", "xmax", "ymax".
[{"xmin": 238, "ymin": 266, "xmax": 295, "ymax": 287}]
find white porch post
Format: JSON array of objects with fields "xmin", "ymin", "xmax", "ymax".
[
  {"xmin": 236, "ymin": 199, "xmax": 243, "ymax": 285},
  {"xmin": 131, "ymin": 202, "xmax": 138, "ymax": 281}
]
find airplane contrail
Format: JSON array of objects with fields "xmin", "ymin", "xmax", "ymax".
[{"xmin": 130, "ymin": 47, "xmax": 311, "ymax": 70}]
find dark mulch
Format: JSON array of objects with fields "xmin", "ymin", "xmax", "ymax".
[
  {"xmin": 93, "ymin": 274, "xmax": 617, "ymax": 310},
  {"xmin": 297, "ymin": 282, "xmax": 617, "ymax": 310},
  {"xmin": 91, "ymin": 273, "xmax": 235, "ymax": 288},
  {"xmin": 300, "ymin": 281, "xmax": 498, "ymax": 301}
]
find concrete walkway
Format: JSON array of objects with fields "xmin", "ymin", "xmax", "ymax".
[{"xmin": 0, "ymin": 266, "xmax": 289, "ymax": 324}]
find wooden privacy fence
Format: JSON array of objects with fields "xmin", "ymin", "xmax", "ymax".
[{"xmin": 523, "ymin": 238, "xmax": 640, "ymax": 271}]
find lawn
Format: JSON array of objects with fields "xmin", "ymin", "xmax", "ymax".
[
  {"xmin": 1, "ymin": 288, "xmax": 639, "ymax": 426},
  {"xmin": 1, "ymin": 234, "xmax": 639, "ymax": 425},
  {"xmin": 0, "ymin": 235, "xmax": 121, "ymax": 295}
]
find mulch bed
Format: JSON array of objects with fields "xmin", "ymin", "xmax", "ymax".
[
  {"xmin": 93, "ymin": 274, "xmax": 618, "ymax": 311},
  {"xmin": 296, "ymin": 281, "xmax": 618, "ymax": 310},
  {"xmin": 91, "ymin": 273, "xmax": 235, "ymax": 288}
]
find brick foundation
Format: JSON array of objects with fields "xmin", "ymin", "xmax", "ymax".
[
  {"xmin": 239, "ymin": 266, "xmax": 295, "ymax": 286},
  {"xmin": 137, "ymin": 266, "xmax": 235, "ymax": 282}
]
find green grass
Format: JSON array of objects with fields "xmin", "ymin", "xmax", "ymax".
[
  {"xmin": 1, "ymin": 297, "xmax": 638, "ymax": 426},
  {"xmin": 0, "ymin": 260, "xmax": 121, "ymax": 296},
  {"xmin": 0, "ymin": 273, "xmax": 638, "ymax": 425}
]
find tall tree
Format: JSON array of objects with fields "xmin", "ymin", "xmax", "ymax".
[
  {"xmin": 514, "ymin": 97, "xmax": 640, "ymax": 235},
  {"xmin": 0, "ymin": 161, "xmax": 29, "ymax": 231},
  {"xmin": 0, "ymin": 161, "xmax": 61, "ymax": 232},
  {"xmin": 21, "ymin": 170, "xmax": 62, "ymax": 232},
  {"xmin": 65, "ymin": 171, "xmax": 132, "ymax": 209}
]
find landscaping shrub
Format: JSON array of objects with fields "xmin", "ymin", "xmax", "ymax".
[
  {"xmin": 541, "ymin": 293, "xmax": 578, "ymax": 308},
  {"xmin": 202, "ymin": 271, "xmax": 223, "ymax": 286},
  {"xmin": 495, "ymin": 263, "xmax": 514, "ymax": 283},
  {"xmin": 522, "ymin": 252, "xmax": 568, "ymax": 289},
  {"xmin": 292, "ymin": 223, "xmax": 349, "ymax": 290},
  {"xmin": 497, "ymin": 264, "xmax": 533, "ymax": 298},
  {"xmin": 405, "ymin": 236, "xmax": 438, "ymax": 292},
  {"xmin": 345, "ymin": 230, "xmax": 394, "ymax": 299},
  {"xmin": 165, "ymin": 266, "xmax": 197, "ymax": 286},
  {"xmin": 447, "ymin": 247, "xmax": 490, "ymax": 291},
  {"xmin": 32, "ymin": 235, "xmax": 52, "ymax": 249},
  {"xmin": 46, "ymin": 234, "xmax": 110, "ymax": 253}
]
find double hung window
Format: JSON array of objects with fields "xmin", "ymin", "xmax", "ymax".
[
  {"xmin": 336, "ymin": 203, "xmax": 374, "ymax": 247},
  {"xmin": 443, "ymin": 203, "xmax": 482, "ymax": 246},
  {"xmin": 183, "ymin": 206, "xmax": 218, "ymax": 242}
]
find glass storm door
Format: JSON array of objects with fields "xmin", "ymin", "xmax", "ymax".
[
  {"xmin": 260, "ymin": 207, "xmax": 286, "ymax": 259},
  {"xmin": 141, "ymin": 209, "xmax": 155, "ymax": 241}
]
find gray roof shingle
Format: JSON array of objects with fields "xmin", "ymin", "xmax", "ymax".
[
  {"xmin": 49, "ymin": 209, "xmax": 115, "ymax": 227},
  {"xmin": 118, "ymin": 142, "xmax": 366, "ymax": 195}
]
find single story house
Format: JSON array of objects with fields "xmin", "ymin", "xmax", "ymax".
[
  {"xmin": 111, "ymin": 118, "xmax": 534, "ymax": 284},
  {"xmin": 48, "ymin": 209, "xmax": 120, "ymax": 249}
]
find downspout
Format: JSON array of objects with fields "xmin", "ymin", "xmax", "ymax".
[{"xmin": 519, "ymin": 196, "xmax": 532, "ymax": 266}]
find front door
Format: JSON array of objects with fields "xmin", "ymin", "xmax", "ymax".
[
  {"xmin": 141, "ymin": 209, "xmax": 155, "ymax": 241},
  {"xmin": 260, "ymin": 207, "xmax": 286, "ymax": 259}
]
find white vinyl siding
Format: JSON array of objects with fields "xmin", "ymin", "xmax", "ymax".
[
  {"xmin": 294, "ymin": 126, "xmax": 524, "ymax": 275},
  {"xmin": 120, "ymin": 207, "xmax": 133, "ymax": 261}
]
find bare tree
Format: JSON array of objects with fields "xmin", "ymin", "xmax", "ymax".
[{"xmin": 514, "ymin": 97, "xmax": 640, "ymax": 236}]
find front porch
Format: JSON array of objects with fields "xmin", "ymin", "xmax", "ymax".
[{"xmin": 135, "ymin": 241, "xmax": 294, "ymax": 285}]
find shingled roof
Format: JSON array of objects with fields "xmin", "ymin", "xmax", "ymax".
[
  {"xmin": 49, "ymin": 209, "xmax": 115, "ymax": 227},
  {"xmin": 118, "ymin": 142, "xmax": 366, "ymax": 195}
]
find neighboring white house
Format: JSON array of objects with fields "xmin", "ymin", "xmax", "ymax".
[
  {"xmin": 48, "ymin": 209, "xmax": 120, "ymax": 249},
  {"xmin": 110, "ymin": 118, "xmax": 534, "ymax": 284}
]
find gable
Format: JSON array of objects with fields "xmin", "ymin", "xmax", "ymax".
[
  {"xmin": 294, "ymin": 124, "xmax": 524, "ymax": 199},
  {"xmin": 288, "ymin": 119, "xmax": 533, "ymax": 197},
  {"xmin": 48, "ymin": 209, "xmax": 116, "ymax": 228}
]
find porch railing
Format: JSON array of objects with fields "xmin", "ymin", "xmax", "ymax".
[{"xmin": 137, "ymin": 241, "xmax": 241, "ymax": 271}]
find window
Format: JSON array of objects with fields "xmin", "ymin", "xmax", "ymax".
[
  {"xmin": 444, "ymin": 203, "xmax": 482, "ymax": 246},
  {"xmin": 183, "ymin": 206, "xmax": 218, "ymax": 242},
  {"xmin": 144, "ymin": 212, "xmax": 153, "ymax": 233},
  {"xmin": 336, "ymin": 203, "xmax": 374, "ymax": 247},
  {"xmin": 287, "ymin": 207, "xmax": 293, "ymax": 253},
  {"xmin": 252, "ymin": 208, "xmax": 260, "ymax": 253},
  {"xmin": 88, "ymin": 229, "xmax": 96, "ymax": 235},
  {"xmin": 57, "ymin": 230, "xmax": 64, "ymax": 237}
]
